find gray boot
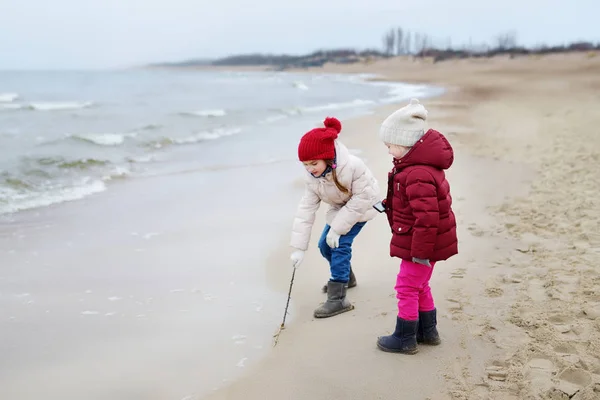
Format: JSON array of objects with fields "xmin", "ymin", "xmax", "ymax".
[
  {"xmin": 314, "ymin": 281, "xmax": 354, "ymax": 318},
  {"xmin": 322, "ymin": 267, "xmax": 356, "ymax": 293}
]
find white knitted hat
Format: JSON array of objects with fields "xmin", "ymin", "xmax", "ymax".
[{"xmin": 379, "ymin": 98, "xmax": 428, "ymax": 147}]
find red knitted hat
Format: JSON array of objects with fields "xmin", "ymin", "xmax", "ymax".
[{"xmin": 298, "ymin": 117, "xmax": 342, "ymax": 161}]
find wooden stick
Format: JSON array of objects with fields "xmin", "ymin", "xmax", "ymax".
[{"xmin": 273, "ymin": 268, "xmax": 296, "ymax": 347}]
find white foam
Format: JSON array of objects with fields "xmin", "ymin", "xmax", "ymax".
[
  {"xmin": 293, "ymin": 81, "xmax": 309, "ymax": 90},
  {"xmin": 0, "ymin": 92, "xmax": 19, "ymax": 102},
  {"xmin": 182, "ymin": 109, "xmax": 226, "ymax": 117},
  {"xmin": 0, "ymin": 103, "xmax": 24, "ymax": 110},
  {"xmin": 0, "ymin": 179, "xmax": 106, "ymax": 215},
  {"xmin": 26, "ymin": 101, "xmax": 93, "ymax": 111},
  {"xmin": 81, "ymin": 311, "xmax": 99, "ymax": 315},
  {"xmin": 102, "ymin": 166, "xmax": 130, "ymax": 181},
  {"xmin": 173, "ymin": 128, "xmax": 242, "ymax": 145},
  {"xmin": 375, "ymin": 81, "xmax": 444, "ymax": 104},
  {"xmin": 260, "ymin": 115, "xmax": 288, "ymax": 124},
  {"xmin": 299, "ymin": 99, "xmax": 375, "ymax": 113},
  {"xmin": 72, "ymin": 133, "xmax": 125, "ymax": 146},
  {"xmin": 128, "ymin": 155, "xmax": 156, "ymax": 163}
]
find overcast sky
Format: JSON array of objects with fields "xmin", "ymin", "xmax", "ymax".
[{"xmin": 1, "ymin": 0, "xmax": 597, "ymax": 70}]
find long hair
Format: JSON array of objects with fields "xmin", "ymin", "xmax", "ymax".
[{"xmin": 326, "ymin": 160, "xmax": 349, "ymax": 194}]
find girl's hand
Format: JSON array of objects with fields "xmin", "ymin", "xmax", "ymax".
[
  {"xmin": 290, "ymin": 250, "xmax": 305, "ymax": 269},
  {"xmin": 326, "ymin": 230, "xmax": 341, "ymax": 248}
]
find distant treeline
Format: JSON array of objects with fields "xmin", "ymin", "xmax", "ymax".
[
  {"xmin": 149, "ymin": 29, "xmax": 600, "ymax": 69},
  {"xmin": 380, "ymin": 27, "xmax": 600, "ymax": 63},
  {"xmin": 423, "ymin": 41, "xmax": 600, "ymax": 63},
  {"xmin": 210, "ymin": 49, "xmax": 386, "ymax": 69}
]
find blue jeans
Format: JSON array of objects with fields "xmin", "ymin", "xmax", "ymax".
[{"xmin": 318, "ymin": 222, "xmax": 366, "ymax": 283}]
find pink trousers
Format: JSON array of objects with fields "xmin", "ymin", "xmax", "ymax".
[{"xmin": 395, "ymin": 260, "xmax": 436, "ymax": 321}]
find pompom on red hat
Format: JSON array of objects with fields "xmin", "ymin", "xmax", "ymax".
[{"xmin": 298, "ymin": 117, "xmax": 342, "ymax": 161}]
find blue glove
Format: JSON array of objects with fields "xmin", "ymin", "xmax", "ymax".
[{"xmin": 412, "ymin": 257, "xmax": 431, "ymax": 267}]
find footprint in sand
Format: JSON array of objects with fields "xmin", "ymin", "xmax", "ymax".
[
  {"xmin": 486, "ymin": 360, "xmax": 509, "ymax": 381},
  {"xmin": 554, "ymin": 343, "xmax": 581, "ymax": 365},
  {"xmin": 450, "ymin": 268, "xmax": 466, "ymax": 279},
  {"xmin": 485, "ymin": 287, "xmax": 504, "ymax": 298},
  {"xmin": 527, "ymin": 278, "xmax": 548, "ymax": 303},
  {"xmin": 554, "ymin": 367, "xmax": 592, "ymax": 398},
  {"xmin": 446, "ymin": 296, "xmax": 464, "ymax": 316},
  {"xmin": 524, "ymin": 356, "xmax": 557, "ymax": 393},
  {"xmin": 547, "ymin": 314, "xmax": 591, "ymax": 341},
  {"xmin": 467, "ymin": 224, "xmax": 486, "ymax": 237},
  {"xmin": 548, "ymin": 314, "xmax": 574, "ymax": 334},
  {"xmin": 581, "ymin": 303, "xmax": 600, "ymax": 320},
  {"xmin": 502, "ymin": 273, "xmax": 523, "ymax": 284}
]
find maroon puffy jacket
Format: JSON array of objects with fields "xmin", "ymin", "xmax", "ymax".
[{"xmin": 384, "ymin": 129, "xmax": 458, "ymax": 262}]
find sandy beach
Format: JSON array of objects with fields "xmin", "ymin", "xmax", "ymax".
[
  {"xmin": 2, "ymin": 53, "xmax": 599, "ymax": 400},
  {"xmin": 203, "ymin": 53, "xmax": 600, "ymax": 399}
]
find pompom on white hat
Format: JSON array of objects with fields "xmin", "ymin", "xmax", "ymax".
[{"xmin": 379, "ymin": 98, "xmax": 428, "ymax": 147}]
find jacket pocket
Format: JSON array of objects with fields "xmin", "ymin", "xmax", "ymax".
[{"xmin": 392, "ymin": 222, "xmax": 413, "ymax": 235}]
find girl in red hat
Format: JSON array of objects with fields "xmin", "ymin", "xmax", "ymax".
[{"xmin": 290, "ymin": 117, "xmax": 380, "ymax": 318}]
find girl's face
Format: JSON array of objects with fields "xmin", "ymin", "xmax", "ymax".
[
  {"xmin": 386, "ymin": 143, "xmax": 411, "ymax": 159},
  {"xmin": 302, "ymin": 159, "xmax": 327, "ymax": 176}
]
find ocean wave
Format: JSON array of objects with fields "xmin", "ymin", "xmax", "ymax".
[
  {"xmin": 293, "ymin": 81, "xmax": 309, "ymax": 90},
  {"xmin": 260, "ymin": 114, "xmax": 288, "ymax": 124},
  {"xmin": 180, "ymin": 109, "xmax": 226, "ymax": 118},
  {"xmin": 27, "ymin": 101, "xmax": 94, "ymax": 111},
  {"xmin": 370, "ymin": 81, "xmax": 444, "ymax": 104},
  {"xmin": 58, "ymin": 158, "xmax": 110, "ymax": 170},
  {"xmin": 0, "ymin": 92, "xmax": 19, "ymax": 102},
  {"xmin": 28, "ymin": 156, "xmax": 110, "ymax": 170},
  {"xmin": 0, "ymin": 103, "xmax": 24, "ymax": 110},
  {"xmin": 139, "ymin": 123, "xmax": 162, "ymax": 130},
  {"xmin": 127, "ymin": 155, "xmax": 156, "ymax": 163},
  {"xmin": 299, "ymin": 99, "xmax": 376, "ymax": 113},
  {"xmin": 146, "ymin": 128, "xmax": 242, "ymax": 148},
  {"xmin": 70, "ymin": 133, "xmax": 127, "ymax": 146},
  {"xmin": 0, "ymin": 178, "xmax": 106, "ymax": 215},
  {"xmin": 102, "ymin": 166, "xmax": 130, "ymax": 181}
]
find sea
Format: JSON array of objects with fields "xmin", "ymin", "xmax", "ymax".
[{"xmin": 0, "ymin": 69, "xmax": 440, "ymax": 216}]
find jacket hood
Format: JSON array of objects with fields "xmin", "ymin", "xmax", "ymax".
[{"xmin": 394, "ymin": 129, "xmax": 454, "ymax": 170}]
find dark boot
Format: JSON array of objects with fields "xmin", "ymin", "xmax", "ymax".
[
  {"xmin": 376, "ymin": 317, "xmax": 418, "ymax": 354},
  {"xmin": 322, "ymin": 267, "xmax": 356, "ymax": 293},
  {"xmin": 314, "ymin": 281, "xmax": 354, "ymax": 318},
  {"xmin": 416, "ymin": 309, "xmax": 441, "ymax": 345}
]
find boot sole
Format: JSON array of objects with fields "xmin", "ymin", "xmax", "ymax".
[
  {"xmin": 376, "ymin": 341, "xmax": 419, "ymax": 354},
  {"xmin": 417, "ymin": 339, "xmax": 441, "ymax": 346},
  {"xmin": 314, "ymin": 304, "xmax": 354, "ymax": 318}
]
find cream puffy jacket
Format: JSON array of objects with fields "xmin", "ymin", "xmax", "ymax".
[{"xmin": 290, "ymin": 141, "xmax": 380, "ymax": 251}]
